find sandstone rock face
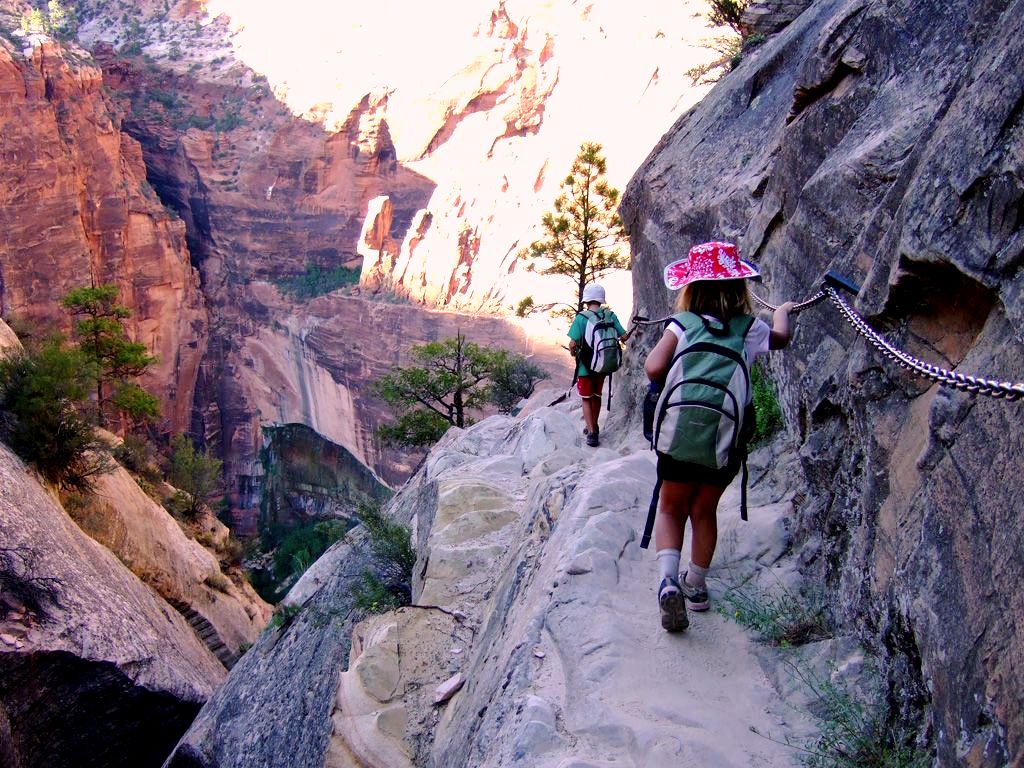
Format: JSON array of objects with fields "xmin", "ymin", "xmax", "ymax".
[
  {"xmin": 0, "ymin": 318, "xmax": 21, "ymax": 358},
  {"xmin": 0, "ymin": 37, "xmax": 207, "ymax": 434},
  {"xmin": 741, "ymin": 0, "xmax": 814, "ymax": 36},
  {"xmin": 0, "ymin": 441, "xmax": 227, "ymax": 768},
  {"xmin": 620, "ymin": 0, "xmax": 1024, "ymax": 762},
  {"xmin": 168, "ymin": 400, "xmax": 819, "ymax": 767},
  {"xmin": 73, "ymin": 459, "xmax": 272, "ymax": 656}
]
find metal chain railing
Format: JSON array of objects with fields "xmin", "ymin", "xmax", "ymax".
[
  {"xmin": 750, "ymin": 290, "xmax": 827, "ymax": 314},
  {"xmin": 823, "ymin": 285, "xmax": 1024, "ymax": 401},
  {"xmin": 630, "ymin": 289, "xmax": 824, "ymax": 327},
  {"xmin": 630, "ymin": 273, "xmax": 1024, "ymax": 401}
]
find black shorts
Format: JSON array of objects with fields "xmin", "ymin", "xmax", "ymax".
[{"xmin": 656, "ymin": 452, "xmax": 740, "ymax": 488}]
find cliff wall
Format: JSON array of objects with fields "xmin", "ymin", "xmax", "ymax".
[
  {"xmin": 620, "ymin": 0, "xmax": 1024, "ymax": 763},
  {"xmin": 0, "ymin": 35, "xmax": 207, "ymax": 433}
]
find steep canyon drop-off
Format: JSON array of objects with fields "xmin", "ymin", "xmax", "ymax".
[{"xmin": 0, "ymin": 0, "xmax": 721, "ymax": 533}]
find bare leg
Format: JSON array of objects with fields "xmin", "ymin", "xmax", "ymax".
[
  {"xmin": 654, "ymin": 479, "xmax": 698, "ymax": 551},
  {"xmin": 688, "ymin": 483, "xmax": 727, "ymax": 568},
  {"xmin": 655, "ymin": 479, "xmax": 697, "ymax": 632},
  {"xmin": 584, "ymin": 396, "xmax": 602, "ymax": 434},
  {"xmin": 581, "ymin": 396, "xmax": 595, "ymax": 434}
]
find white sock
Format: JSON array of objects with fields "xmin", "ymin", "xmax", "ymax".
[
  {"xmin": 657, "ymin": 549, "xmax": 681, "ymax": 587},
  {"xmin": 685, "ymin": 562, "xmax": 709, "ymax": 588}
]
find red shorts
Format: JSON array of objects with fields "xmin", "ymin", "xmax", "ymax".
[{"xmin": 576, "ymin": 374, "xmax": 606, "ymax": 399}]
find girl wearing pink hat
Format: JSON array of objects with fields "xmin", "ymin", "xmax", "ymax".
[{"xmin": 644, "ymin": 241, "xmax": 795, "ymax": 632}]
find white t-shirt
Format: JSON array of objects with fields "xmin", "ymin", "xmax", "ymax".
[{"xmin": 666, "ymin": 315, "xmax": 771, "ymax": 363}]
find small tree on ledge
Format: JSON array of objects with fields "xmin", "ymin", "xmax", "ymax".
[
  {"xmin": 168, "ymin": 434, "xmax": 223, "ymax": 520},
  {"xmin": 373, "ymin": 332, "xmax": 548, "ymax": 448}
]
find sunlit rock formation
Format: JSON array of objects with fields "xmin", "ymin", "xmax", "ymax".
[
  {"xmin": 621, "ymin": 0, "xmax": 1024, "ymax": 763},
  {"xmin": 0, "ymin": 0, "xmax": 724, "ymax": 532},
  {"xmin": 135, "ymin": 0, "xmax": 723, "ymax": 312}
]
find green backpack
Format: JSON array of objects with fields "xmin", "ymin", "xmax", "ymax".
[
  {"xmin": 640, "ymin": 312, "xmax": 758, "ymax": 549},
  {"xmin": 652, "ymin": 312, "xmax": 756, "ymax": 468},
  {"xmin": 578, "ymin": 308, "xmax": 622, "ymax": 375}
]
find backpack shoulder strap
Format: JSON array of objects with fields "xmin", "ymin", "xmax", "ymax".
[
  {"xmin": 731, "ymin": 313, "xmax": 756, "ymax": 337},
  {"xmin": 666, "ymin": 311, "xmax": 697, "ymax": 335}
]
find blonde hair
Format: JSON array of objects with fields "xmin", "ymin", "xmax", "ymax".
[{"xmin": 676, "ymin": 279, "xmax": 753, "ymax": 319}]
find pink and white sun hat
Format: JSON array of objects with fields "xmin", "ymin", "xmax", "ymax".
[{"xmin": 663, "ymin": 241, "xmax": 760, "ymax": 290}]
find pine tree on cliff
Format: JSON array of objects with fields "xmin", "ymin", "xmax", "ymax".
[
  {"xmin": 61, "ymin": 285, "xmax": 159, "ymax": 429},
  {"xmin": 373, "ymin": 332, "xmax": 548, "ymax": 447},
  {"xmin": 525, "ymin": 142, "xmax": 628, "ymax": 310}
]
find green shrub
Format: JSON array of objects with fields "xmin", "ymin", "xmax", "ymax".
[
  {"xmin": 376, "ymin": 408, "xmax": 450, "ymax": 448},
  {"xmin": 350, "ymin": 571, "xmax": 403, "ymax": 614},
  {"xmin": 218, "ymin": 535, "xmax": 245, "ymax": 568},
  {"xmin": 348, "ymin": 503, "xmax": 415, "ymax": 613},
  {"xmin": 185, "ymin": 113, "xmax": 215, "ymax": 130},
  {"xmin": 489, "ymin": 355, "xmax": 550, "ymax": 413},
  {"xmin": 780, "ymin": 658, "xmax": 932, "ymax": 768},
  {"xmin": 272, "ymin": 519, "xmax": 348, "ymax": 583},
  {"xmin": 0, "ymin": 338, "xmax": 110, "ymax": 491},
  {"xmin": 719, "ymin": 579, "xmax": 830, "ymax": 647},
  {"xmin": 274, "ymin": 262, "xmax": 361, "ymax": 300},
  {"xmin": 269, "ymin": 602, "xmax": 303, "ymax": 628},
  {"xmin": 743, "ymin": 32, "xmax": 766, "ymax": 49},
  {"xmin": 147, "ymin": 89, "xmax": 179, "ymax": 111},
  {"xmin": 111, "ymin": 382, "xmax": 160, "ymax": 427},
  {"xmin": 358, "ymin": 504, "xmax": 415, "ymax": 587},
  {"xmin": 112, "ymin": 433, "xmax": 162, "ymax": 485},
  {"xmin": 168, "ymin": 434, "xmax": 223, "ymax": 520},
  {"xmin": 214, "ymin": 107, "xmax": 245, "ymax": 132},
  {"xmin": 751, "ymin": 360, "xmax": 784, "ymax": 446},
  {"xmin": 708, "ymin": 0, "xmax": 749, "ymax": 34}
]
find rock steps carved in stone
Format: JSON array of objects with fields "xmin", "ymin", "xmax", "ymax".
[{"xmin": 166, "ymin": 597, "xmax": 238, "ymax": 670}]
